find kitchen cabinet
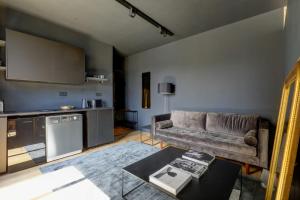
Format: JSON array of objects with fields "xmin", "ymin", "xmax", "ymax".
[
  {"xmin": 100, "ymin": 109, "xmax": 114, "ymax": 143},
  {"xmin": 6, "ymin": 29, "xmax": 85, "ymax": 84},
  {"xmin": 86, "ymin": 109, "xmax": 114, "ymax": 148},
  {"xmin": 7, "ymin": 116, "xmax": 46, "ymax": 173},
  {"xmin": 0, "ymin": 117, "xmax": 7, "ymax": 173}
]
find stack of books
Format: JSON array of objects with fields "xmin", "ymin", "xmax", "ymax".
[
  {"xmin": 149, "ymin": 165, "xmax": 192, "ymax": 195},
  {"xmin": 182, "ymin": 150, "xmax": 215, "ymax": 166},
  {"xmin": 149, "ymin": 150, "xmax": 215, "ymax": 195}
]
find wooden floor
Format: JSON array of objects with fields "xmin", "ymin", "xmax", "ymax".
[{"xmin": 0, "ymin": 129, "xmax": 261, "ymax": 199}]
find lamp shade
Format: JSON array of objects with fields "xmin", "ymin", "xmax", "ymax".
[{"xmin": 158, "ymin": 83, "xmax": 175, "ymax": 95}]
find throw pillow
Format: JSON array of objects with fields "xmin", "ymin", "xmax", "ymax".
[
  {"xmin": 244, "ymin": 129, "xmax": 257, "ymax": 146},
  {"xmin": 156, "ymin": 120, "xmax": 173, "ymax": 129}
]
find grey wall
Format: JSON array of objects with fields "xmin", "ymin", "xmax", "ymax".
[
  {"xmin": 285, "ymin": 0, "xmax": 300, "ymax": 74},
  {"xmin": 125, "ymin": 9, "xmax": 285, "ymax": 126},
  {"xmin": 0, "ymin": 8, "xmax": 113, "ymax": 111}
]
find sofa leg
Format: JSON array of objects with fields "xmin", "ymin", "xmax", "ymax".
[
  {"xmin": 160, "ymin": 141, "xmax": 164, "ymax": 149},
  {"xmin": 244, "ymin": 163, "xmax": 262, "ymax": 175},
  {"xmin": 160, "ymin": 141, "xmax": 168, "ymax": 149},
  {"xmin": 245, "ymin": 164, "xmax": 250, "ymax": 175}
]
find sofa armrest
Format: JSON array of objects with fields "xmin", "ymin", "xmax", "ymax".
[
  {"xmin": 151, "ymin": 113, "xmax": 171, "ymax": 136},
  {"xmin": 258, "ymin": 119, "xmax": 269, "ymax": 169}
]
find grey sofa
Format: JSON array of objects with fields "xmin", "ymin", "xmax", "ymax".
[{"xmin": 152, "ymin": 110, "xmax": 269, "ymax": 169}]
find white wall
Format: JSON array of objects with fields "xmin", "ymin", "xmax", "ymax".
[{"xmin": 125, "ymin": 9, "xmax": 285, "ymax": 126}]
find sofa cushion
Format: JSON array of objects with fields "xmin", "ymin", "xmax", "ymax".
[
  {"xmin": 155, "ymin": 133, "xmax": 260, "ymax": 166},
  {"xmin": 184, "ymin": 111, "xmax": 206, "ymax": 131},
  {"xmin": 156, "ymin": 120, "xmax": 173, "ymax": 129},
  {"xmin": 170, "ymin": 110, "xmax": 186, "ymax": 128},
  {"xmin": 157, "ymin": 127, "xmax": 203, "ymax": 138},
  {"xmin": 244, "ymin": 130, "xmax": 257, "ymax": 146},
  {"xmin": 171, "ymin": 110, "xmax": 206, "ymax": 131},
  {"xmin": 206, "ymin": 112, "xmax": 258, "ymax": 136},
  {"xmin": 156, "ymin": 127, "xmax": 257, "ymax": 157}
]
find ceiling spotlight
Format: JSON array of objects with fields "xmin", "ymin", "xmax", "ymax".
[
  {"xmin": 129, "ymin": 7, "xmax": 136, "ymax": 18},
  {"xmin": 160, "ymin": 27, "xmax": 167, "ymax": 37}
]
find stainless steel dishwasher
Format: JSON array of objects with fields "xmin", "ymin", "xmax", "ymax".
[{"xmin": 46, "ymin": 114, "xmax": 83, "ymax": 162}]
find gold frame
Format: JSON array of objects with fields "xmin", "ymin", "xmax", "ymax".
[{"xmin": 265, "ymin": 60, "xmax": 300, "ymax": 200}]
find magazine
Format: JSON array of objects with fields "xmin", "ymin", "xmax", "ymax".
[
  {"xmin": 182, "ymin": 150, "xmax": 215, "ymax": 166},
  {"xmin": 149, "ymin": 165, "xmax": 192, "ymax": 195},
  {"xmin": 168, "ymin": 158, "xmax": 207, "ymax": 179}
]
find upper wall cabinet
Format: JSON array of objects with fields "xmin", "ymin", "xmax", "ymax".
[{"xmin": 6, "ymin": 29, "xmax": 85, "ymax": 84}]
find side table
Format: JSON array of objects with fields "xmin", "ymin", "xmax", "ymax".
[{"xmin": 139, "ymin": 124, "xmax": 160, "ymax": 146}]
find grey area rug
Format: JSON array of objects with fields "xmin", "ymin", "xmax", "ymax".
[{"xmin": 40, "ymin": 141, "xmax": 265, "ymax": 200}]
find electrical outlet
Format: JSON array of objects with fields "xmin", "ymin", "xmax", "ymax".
[
  {"xmin": 96, "ymin": 92, "xmax": 102, "ymax": 97},
  {"xmin": 59, "ymin": 91, "xmax": 68, "ymax": 97}
]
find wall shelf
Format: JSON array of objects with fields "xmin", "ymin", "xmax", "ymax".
[
  {"xmin": 0, "ymin": 66, "xmax": 6, "ymax": 71},
  {"xmin": 86, "ymin": 76, "xmax": 108, "ymax": 83}
]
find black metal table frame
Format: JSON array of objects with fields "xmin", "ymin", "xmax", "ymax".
[
  {"xmin": 121, "ymin": 167, "xmax": 243, "ymax": 200},
  {"xmin": 121, "ymin": 170, "xmax": 145, "ymax": 199}
]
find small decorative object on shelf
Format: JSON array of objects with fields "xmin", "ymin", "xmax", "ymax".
[
  {"xmin": 86, "ymin": 75, "xmax": 108, "ymax": 83},
  {"xmin": 0, "ymin": 40, "xmax": 5, "ymax": 47},
  {"xmin": 0, "ymin": 60, "xmax": 6, "ymax": 71}
]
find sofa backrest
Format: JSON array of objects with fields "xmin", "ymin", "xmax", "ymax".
[
  {"xmin": 171, "ymin": 110, "xmax": 206, "ymax": 131},
  {"xmin": 206, "ymin": 112, "xmax": 258, "ymax": 136}
]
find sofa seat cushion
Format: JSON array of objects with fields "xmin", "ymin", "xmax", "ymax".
[
  {"xmin": 170, "ymin": 110, "xmax": 206, "ymax": 131},
  {"xmin": 157, "ymin": 127, "xmax": 203, "ymax": 138},
  {"xmin": 156, "ymin": 128, "xmax": 257, "ymax": 157},
  {"xmin": 206, "ymin": 112, "xmax": 258, "ymax": 136}
]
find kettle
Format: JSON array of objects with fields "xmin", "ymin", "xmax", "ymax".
[{"xmin": 81, "ymin": 98, "xmax": 88, "ymax": 108}]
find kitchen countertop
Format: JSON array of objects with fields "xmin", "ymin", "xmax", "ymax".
[{"xmin": 0, "ymin": 107, "xmax": 113, "ymax": 117}]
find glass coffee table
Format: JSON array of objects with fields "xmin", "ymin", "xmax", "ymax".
[{"xmin": 122, "ymin": 146, "xmax": 242, "ymax": 200}]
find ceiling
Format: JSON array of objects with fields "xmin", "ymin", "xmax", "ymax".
[{"xmin": 0, "ymin": 0, "xmax": 284, "ymax": 55}]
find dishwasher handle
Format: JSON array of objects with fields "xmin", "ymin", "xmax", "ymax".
[{"xmin": 46, "ymin": 117, "xmax": 60, "ymax": 124}]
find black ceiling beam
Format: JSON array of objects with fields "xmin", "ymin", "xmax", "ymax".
[{"xmin": 115, "ymin": 0, "xmax": 174, "ymax": 36}]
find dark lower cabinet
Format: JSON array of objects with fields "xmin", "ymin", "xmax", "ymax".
[
  {"xmin": 4, "ymin": 109, "xmax": 113, "ymax": 172},
  {"xmin": 7, "ymin": 116, "xmax": 46, "ymax": 173},
  {"xmin": 0, "ymin": 118, "xmax": 7, "ymax": 173},
  {"xmin": 86, "ymin": 109, "xmax": 114, "ymax": 148}
]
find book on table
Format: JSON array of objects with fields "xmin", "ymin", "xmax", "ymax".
[
  {"xmin": 149, "ymin": 165, "xmax": 192, "ymax": 195},
  {"xmin": 168, "ymin": 158, "xmax": 208, "ymax": 179},
  {"xmin": 182, "ymin": 150, "xmax": 215, "ymax": 166}
]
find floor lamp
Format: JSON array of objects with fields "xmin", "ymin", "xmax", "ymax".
[{"xmin": 158, "ymin": 83, "xmax": 175, "ymax": 113}]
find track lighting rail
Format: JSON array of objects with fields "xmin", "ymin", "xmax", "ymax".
[{"xmin": 115, "ymin": 0, "xmax": 174, "ymax": 37}]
